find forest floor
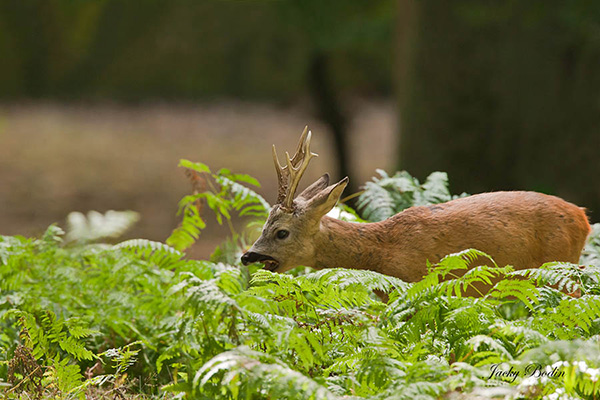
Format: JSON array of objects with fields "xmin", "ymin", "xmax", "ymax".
[{"xmin": 0, "ymin": 99, "xmax": 396, "ymax": 259}]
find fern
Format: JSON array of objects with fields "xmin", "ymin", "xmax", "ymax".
[
  {"xmin": 464, "ymin": 335, "xmax": 513, "ymax": 363},
  {"xmin": 510, "ymin": 262, "xmax": 584, "ymax": 294},
  {"xmin": 326, "ymin": 204, "xmax": 366, "ymax": 223},
  {"xmin": 357, "ymin": 169, "xmax": 460, "ymax": 221},
  {"xmin": 2, "ymin": 310, "xmax": 98, "ymax": 398},
  {"xmin": 7, "ymin": 310, "xmax": 97, "ymax": 362},
  {"xmin": 404, "ymin": 249, "xmax": 511, "ymax": 300},
  {"xmin": 548, "ymin": 295, "xmax": 600, "ymax": 334},
  {"xmin": 215, "ymin": 171, "xmax": 270, "ymax": 218},
  {"xmin": 358, "ymin": 176, "xmax": 396, "ymax": 221},
  {"xmin": 167, "ymin": 200, "xmax": 206, "ymax": 252},
  {"xmin": 195, "ymin": 346, "xmax": 337, "ymax": 399},
  {"xmin": 114, "ymin": 238, "xmax": 185, "ymax": 269},
  {"xmin": 100, "ymin": 341, "xmax": 142, "ymax": 378},
  {"xmin": 305, "ymin": 268, "xmax": 409, "ymax": 294},
  {"xmin": 65, "ymin": 210, "xmax": 139, "ymax": 243},
  {"xmin": 167, "ymin": 160, "xmax": 269, "ymax": 253},
  {"xmin": 3, "ymin": 164, "xmax": 600, "ymax": 399},
  {"xmin": 486, "ymin": 279, "xmax": 539, "ymax": 310},
  {"xmin": 581, "ymin": 222, "xmax": 600, "ymax": 267}
]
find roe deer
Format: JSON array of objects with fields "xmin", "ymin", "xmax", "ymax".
[{"xmin": 241, "ymin": 127, "xmax": 591, "ymax": 290}]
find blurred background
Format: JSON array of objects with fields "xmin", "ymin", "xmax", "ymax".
[{"xmin": 0, "ymin": 1, "xmax": 599, "ymax": 257}]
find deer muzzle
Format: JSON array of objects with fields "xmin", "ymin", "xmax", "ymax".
[{"xmin": 241, "ymin": 252, "xmax": 280, "ymax": 271}]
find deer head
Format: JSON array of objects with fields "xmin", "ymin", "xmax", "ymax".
[{"xmin": 241, "ymin": 127, "xmax": 348, "ymax": 272}]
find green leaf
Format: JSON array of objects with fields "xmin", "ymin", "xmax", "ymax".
[{"xmin": 179, "ymin": 159, "xmax": 211, "ymax": 173}]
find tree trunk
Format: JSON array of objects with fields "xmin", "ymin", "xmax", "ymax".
[
  {"xmin": 397, "ymin": 1, "xmax": 600, "ymax": 220},
  {"xmin": 308, "ymin": 51, "xmax": 359, "ymax": 201}
]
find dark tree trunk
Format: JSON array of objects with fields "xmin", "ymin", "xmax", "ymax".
[
  {"xmin": 397, "ymin": 1, "xmax": 600, "ymax": 221},
  {"xmin": 308, "ymin": 51, "xmax": 359, "ymax": 202}
]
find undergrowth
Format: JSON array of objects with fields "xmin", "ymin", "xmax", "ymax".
[{"xmin": 1, "ymin": 164, "xmax": 600, "ymax": 399}]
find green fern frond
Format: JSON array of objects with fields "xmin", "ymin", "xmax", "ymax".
[
  {"xmin": 40, "ymin": 224, "xmax": 65, "ymax": 245},
  {"xmin": 215, "ymin": 174, "xmax": 269, "ymax": 219},
  {"xmin": 353, "ymin": 352, "xmax": 407, "ymax": 391},
  {"xmin": 168, "ymin": 160, "xmax": 268, "ymax": 255},
  {"xmin": 520, "ymin": 339, "xmax": 600, "ymax": 365},
  {"xmin": 403, "ymin": 271, "xmax": 439, "ymax": 300},
  {"xmin": 178, "ymin": 159, "xmax": 211, "ymax": 174},
  {"xmin": 250, "ymin": 268, "xmax": 296, "ymax": 287},
  {"xmin": 194, "ymin": 346, "xmax": 337, "ymax": 399},
  {"xmin": 443, "ymin": 299, "xmax": 496, "ymax": 337},
  {"xmin": 100, "ymin": 341, "xmax": 142, "ymax": 377},
  {"xmin": 216, "ymin": 265, "xmax": 249, "ymax": 296},
  {"xmin": 581, "ymin": 223, "xmax": 600, "ymax": 267},
  {"xmin": 167, "ymin": 195, "xmax": 207, "ymax": 251},
  {"xmin": 486, "ymin": 279, "xmax": 539, "ymax": 310},
  {"xmin": 511, "ymin": 262, "xmax": 582, "ymax": 294},
  {"xmin": 490, "ymin": 321, "xmax": 549, "ymax": 353},
  {"xmin": 357, "ymin": 170, "xmax": 457, "ymax": 222},
  {"xmin": 357, "ymin": 180, "xmax": 396, "ymax": 221},
  {"xmin": 305, "ymin": 268, "xmax": 410, "ymax": 294},
  {"xmin": 114, "ymin": 238, "xmax": 185, "ymax": 269},
  {"xmin": 210, "ymin": 233, "xmax": 253, "ymax": 265},
  {"xmin": 414, "ymin": 171, "xmax": 453, "ymax": 205},
  {"xmin": 405, "ymin": 250, "xmax": 505, "ymax": 299},
  {"xmin": 465, "ymin": 335, "xmax": 513, "ymax": 361},
  {"xmin": 65, "ymin": 210, "xmax": 139, "ymax": 243},
  {"xmin": 395, "ymin": 382, "xmax": 451, "ymax": 400},
  {"xmin": 47, "ymin": 356, "xmax": 84, "ymax": 393},
  {"xmin": 177, "ymin": 264, "xmax": 246, "ymax": 318},
  {"xmin": 57, "ymin": 336, "xmax": 95, "ymax": 361},
  {"xmin": 373, "ymin": 360, "xmax": 454, "ymax": 400},
  {"xmin": 551, "ymin": 295, "xmax": 600, "ymax": 333},
  {"xmin": 433, "ymin": 249, "xmax": 499, "ymax": 277}
]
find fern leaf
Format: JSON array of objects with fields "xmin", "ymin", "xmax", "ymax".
[
  {"xmin": 194, "ymin": 346, "xmax": 338, "ymax": 399},
  {"xmin": 415, "ymin": 171, "xmax": 452, "ymax": 205},
  {"xmin": 114, "ymin": 239, "xmax": 185, "ymax": 269},
  {"xmin": 41, "ymin": 224, "xmax": 65, "ymax": 245},
  {"xmin": 551, "ymin": 295, "xmax": 600, "ymax": 333},
  {"xmin": 465, "ymin": 335, "xmax": 513, "ymax": 360},
  {"xmin": 178, "ymin": 159, "xmax": 211, "ymax": 173},
  {"xmin": 511, "ymin": 262, "xmax": 581, "ymax": 294},
  {"xmin": 58, "ymin": 336, "xmax": 95, "ymax": 361},
  {"xmin": 581, "ymin": 223, "xmax": 600, "ymax": 267},
  {"xmin": 65, "ymin": 210, "xmax": 139, "ymax": 243},
  {"xmin": 487, "ymin": 279, "xmax": 539, "ymax": 310},
  {"xmin": 358, "ymin": 169, "xmax": 460, "ymax": 222},
  {"xmin": 167, "ymin": 202, "xmax": 206, "ymax": 251},
  {"xmin": 357, "ymin": 180, "xmax": 396, "ymax": 221},
  {"xmin": 305, "ymin": 268, "xmax": 409, "ymax": 293}
]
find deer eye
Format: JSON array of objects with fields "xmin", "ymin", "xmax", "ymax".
[{"xmin": 275, "ymin": 229, "xmax": 289, "ymax": 240}]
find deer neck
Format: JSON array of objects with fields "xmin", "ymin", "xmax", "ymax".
[{"xmin": 312, "ymin": 216, "xmax": 388, "ymax": 274}]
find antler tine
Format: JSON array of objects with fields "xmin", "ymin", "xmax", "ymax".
[
  {"xmin": 272, "ymin": 127, "xmax": 319, "ymax": 210},
  {"xmin": 272, "ymin": 144, "xmax": 287, "ymax": 204},
  {"xmin": 282, "ymin": 129, "xmax": 318, "ymax": 210},
  {"xmin": 289, "ymin": 126, "xmax": 310, "ymax": 166}
]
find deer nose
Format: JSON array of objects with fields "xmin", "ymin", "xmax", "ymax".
[{"xmin": 241, "ymin": 251, "xmax": 261, "ymax": 265}]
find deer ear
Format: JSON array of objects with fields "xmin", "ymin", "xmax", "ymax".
[
  {"xmin": 297, "ymin": 173, "xmax": 330, "ymax": 201},
  {"xmin": 305, "ymin": 177, "xmax": 349, "ymax": 218}
]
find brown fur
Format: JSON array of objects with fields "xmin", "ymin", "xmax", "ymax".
[{"xmin": 312, "ymin": 191, "xmax": 590, "ymax": 282}]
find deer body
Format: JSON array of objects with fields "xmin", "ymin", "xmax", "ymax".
[
  {"xmin": 311, "ymin": 191, "xmax": 590, "ymax": 282},
  {"xmin": 241, "ymin": 128, "xmax": 591, "ymax": 285}
]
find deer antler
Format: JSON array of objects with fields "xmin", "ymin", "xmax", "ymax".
[{"xmin": 272, "ymin": 126, "xmax": 318, "ymax": 211}]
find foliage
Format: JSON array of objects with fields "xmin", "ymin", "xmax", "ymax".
[
  {"xmin": 357, "ymin": 169, "xmax": 465, "ymax": 221},
  {"xmin": 65, "ymin": 210, "xmax": 139, "ymax": 244},
  {"xmin": 0, "ymin": 1, "xmax": 394, "ymax": 100},
  {"xmin": 1, "ymin": 166, "xmax": 600, "ymax": 399},
  {"xmin": 167, "ymin": 159, "xmax": 269, "ymax": 255}
]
